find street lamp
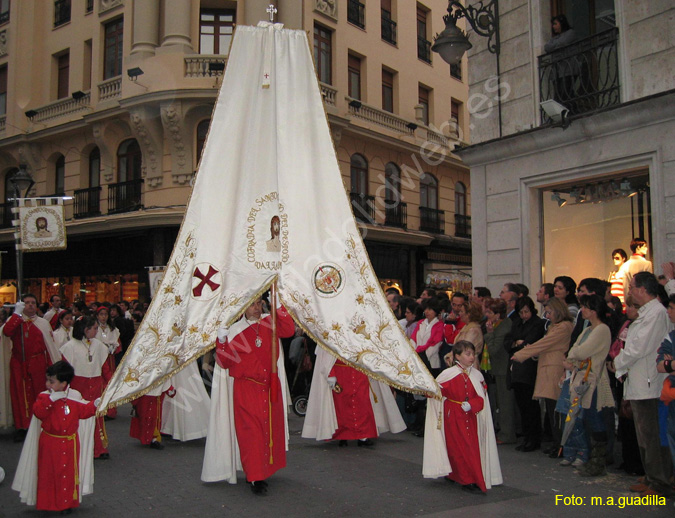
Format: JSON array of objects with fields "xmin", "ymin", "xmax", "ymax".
[
  {"xmin": 431, "ymin": 1, "xmax": 500, "ymax": 66},
  {"xmin": 10, "ymin": 164, "xmax": 35, "ymax": 298}
]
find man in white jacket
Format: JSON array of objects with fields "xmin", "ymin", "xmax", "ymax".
[{"xmin": 614, "ymin": 272, "xmax": 673, "ymax": 498}]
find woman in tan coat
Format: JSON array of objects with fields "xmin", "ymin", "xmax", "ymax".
[
  {"xmin": 454, "ymin": 301, "xmax": 485, "ymax": 369},
  {"xmin": 511, "ymin": 298, "xmax": 573, "ymax": 456}
]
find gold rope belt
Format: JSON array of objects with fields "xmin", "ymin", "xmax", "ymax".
[{"xmin": 42, "ymin": 430, "xmax": 79, "ymax": 499}]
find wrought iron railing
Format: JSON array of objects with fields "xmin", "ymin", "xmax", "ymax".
[
  {"xmin": 381, "ymin": 12, "xmax": 397, "ymax": 44},
  {"xmin": 418, "ymin": 36, "xmax": 432, "ymax": 63},
  {"xmin": 350, "ymin": 192, "xmax": 375, "ymax": 224},
  {"xmin": 0, "ymin": 8, "xmax": 9, "ymax": 24},
  {"xmin": 455, "ymin": 214, "xmax": 471, "ymax": 238},
  {"xmin": 54, "ymin": 0, "xmax": 71, "ymax": 27},
  {"xmin": 538, "ymin": 27, "xmax": 619, "ymax": 122},
  {"xmin": 384, "ymin": 200, "xmax": 406, "ymax": 229},
  {"xmin": 86, "ymin": 0, "xmax": 94, "ymax": 13},
  {"xmin": 419, "ymin": 206, "xmax": 444, "ymax": 234},
  {"xmin": 108, "ymin": 179, "xmax": 143, "ymax": 214},
  {"xmin": 73, "ymin": 186, "xmax": 102, "ymax": 218},
  {"xmin": 348, "ymin": 0, "xmax": 365, "ymax": 29},
  {"xmin": 451, "ymin": 63, "xmax": 462, "ymax": 80}
]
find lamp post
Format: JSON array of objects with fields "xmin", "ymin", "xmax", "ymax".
[
  {"xmin": 10, "ymin": 164, "xmax": 35, "ymax": 298},
  {"xmin": 431, "ymin": 1, "xmax": 499, "ymax": 65},
  {"xmin": 432, "ymin": 0, "xmax": 501, "ymax": 136}
]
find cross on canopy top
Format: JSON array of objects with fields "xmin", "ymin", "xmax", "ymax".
[{"xmin": 267, "ymin": 4, "xmax": 277, "ymax": 22}]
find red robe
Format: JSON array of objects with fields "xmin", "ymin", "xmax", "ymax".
[
  {"xmin": 60, "ymin": 338, "xmax": 112, "ymax": 458},
  {"xmin": 330, "ymin": 360, "xmax": 377, "ymax": 440},
  {"xmin": 130, "ymin": 394, "xmax": 165, "ymax": 445},
  {"xmin": 215, "ymin": 307, "xmax": 295, "ymax": 482},
  {"xmin": 96, "ymin": 325, "xmax": 120, "ymax": 419},
  {"xmin": 32, "ymin": 392, "xmax": 97, "ymax": 511},
  {"xmin": 4, "ymin": 315, "xmax": 53, "ymax": 430},
  {"xmin": 441, "ymin": 371, "xmax": 487, "ymax": 491}
]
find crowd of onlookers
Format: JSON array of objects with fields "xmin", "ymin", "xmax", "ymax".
[{"xmin": 385, "ymin": 239, "xmax": 675, "ymax": 499}]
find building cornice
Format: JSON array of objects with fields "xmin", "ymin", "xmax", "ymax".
[{"xmin": 456, "ymin": 89, "xmax": 675, "ymax": 167}]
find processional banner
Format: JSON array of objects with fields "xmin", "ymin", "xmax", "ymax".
[{"xmin": 100, "ymin": 23, "xmax": 440, "ymax": 412}]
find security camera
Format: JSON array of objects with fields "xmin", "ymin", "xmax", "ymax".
[{"xmin": 540, "ymin": 99, "xmax": 570, "ymax": 127}]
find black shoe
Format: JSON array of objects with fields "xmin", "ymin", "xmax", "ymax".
[
  {"xmin": 59, "ymin": 509, "xmax": 73, "ymax": 515},
  {"xmin": 149, "ymin": 441, "xmax": 164, "ymax": 450},
  {"xmin": 542, "ymin": 446, "xmax": 556, "ymax": 455},
  {"xmin": 413, "ymin": 431, "xmax": 425, "ymax": 438},
  {"xmin": 357, "ymin": 438, "xmax": 374, "ymax": 447},
  {"xmin": 461, "ymin": 484, "xmax": 484, "ymax": 494},
  {"xmin": 250, "ymin": 481, "xmax": 268, "ymax": 495},
  {"xmin": 13, "ymin": 429, "xmax": 27, "ymax": 443},
  {"xmin": 97, "ymin": 453, "xmax": 110, "ymax": 460},
  {"xmin": 515, "ymin": 444, "xmax": 525, "ymax": 451},
  {"xmin": 548, "ymin": 447, "xmax": 562, "ymax": 459},
  {"xmin": 338, "ymin": 440, "xmax": 348, "ymax": 447},
  {"xmin": 522, "ymin": 442, "xmax": 540, "ymax": 452}
]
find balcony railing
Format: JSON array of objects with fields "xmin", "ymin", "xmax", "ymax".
[
  {"xmin": 319, "ymin": 82, "xmax": 337, "ymax": 107},
  {"xmin": 73, "ymin": 186, "xmax": 102, "ymax": 219},
  {"xmin": 98, "ymin": 77, "xmax": 121, "ymax": 101},
  {"xmin": 108, "ymin": 179, "xmax": 144, "ymax": 214},
  {"xmin": 31, "ymin": 94, "xmax": 91, "ymax": 123},
  {"xmin": 86, "ymin": 0, "xmax": 93, "ymax": 13},
  {"xmin": 384, "ymin": 200, "xmax": 406, "ymax": 229},
  {"xmin": 54, "ymin": 0, "xmax": 71, "ymax": 27},
  {"xmin": 455, "ymin": 214, "xmax": 471, "ymax": 238},
  {"xmin": 0, "ymin": 9, "xmax": 9, "ymax": 24},
  {"xmin": 419, "ymin": 207, "xmax": 444, "ymax": 234},
  {"xmin": 381, "ymin": 12, "xmax": 397, "ymax": 44},
  {"xmin": 450, "ymin": 63, "xmax": 462, "ymax": 80},
  {"xmin": 347, "ymin": 97, "xmax": 415, "ymax": 135},
  {"xmin": 539, "ymin": 27, "xmax": 619, "ymax": 121},
  {"xmin": 0, "ymin": 201, "xmax": 12, "ymax": 229},
  {"xmin": 185, "ymin": 55, "xmax": 227, "ymax": 78},
  {"xmin": 348, "ymin": 0, "xmax": 365, "ymax": 29},
  {"xmin": 350, "ymin": 192, "xmax": 375, "ymax": 224},
  {"xmin": 418, "ymin": 36, "xmax": 432, "ymax": 63}
]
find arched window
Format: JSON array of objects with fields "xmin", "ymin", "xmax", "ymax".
[
  {"xmin": 55, "ymin": 155, "xmax": 65, "ymax": 195},
  {"xmin": 455, "ymin": 181, "xmax": 466, "ymax": 215},
  {"xmin": 196, "ymin": 119, "xmax": 210, "ymax": 166},
  {"xmin": 420, "ymin": 173, "xmax": 437, "ymax": 209},
  {"xmin": 384, "ymin": 162, "xmax": 400, "ymax": 203},
  {"xmin": 117, "ymin": 139, "xmax": 142, "ymax": 182},
  {"xmin": 89, "ymin": 147, "xmax": 100, "ymax": 187},
  {"xmin": 350, "ymin": 153, "xmax": 368, "ymax": 195}
]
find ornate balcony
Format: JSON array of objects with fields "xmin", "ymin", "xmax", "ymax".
[
  {"xmin": 31, "ymin": 94, "xmax": 91, "ymax": 123},
  {"xmin": 419, "ymin": 207, "xmax": 444, "ymax": 234},
  {"xmin": 108, "ymin": 179, "xmax": 144, "ymax": 214},
  {"xmin": 538, "ymin": 27, "xmax": 619, "ymax": 122},
  {"xmin": 454, "ymin": 214, "xmax": 471, "ymax": 238},
  {"xmin": 98, "ymin": 77, "xmax": 121, "ymax": 101},
  {"xmin": 73, "ymin": 186, "xmax": 102, "ymax": 219},
  {"xmin": 384, "ymin": 200, "xmax": 407, "ymax": 229},
  {"xmin": 347, "ymin": 97, "xmax": 415, "ymax": 135},
  {"xmin": 184, "ymin": 55, "xmax": 227, "ymax": 78},
  {"xmin": 319, "ymin": 82, "xmax": 337, "ymax": 107},
  {"xmin": 350, "ymin": 192, "xmax": 375, "ymax": 224}
]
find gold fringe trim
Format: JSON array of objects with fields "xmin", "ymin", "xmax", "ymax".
[{"xmin": 287, "ymin": 306, "xmax": 440, "ymax": 399}]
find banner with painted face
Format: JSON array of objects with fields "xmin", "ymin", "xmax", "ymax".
[{"xmin": 100, "ymin": 23, "xmax": 439, "ymax": 413}]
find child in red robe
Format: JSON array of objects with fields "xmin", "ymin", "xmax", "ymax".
[
  {"xmin": 13, "ymin": 361, "xmax": 99, "ymax": 512},
  {"xmin": 422, "ymin": 340, "xmax": 503, "ymax": 492}
]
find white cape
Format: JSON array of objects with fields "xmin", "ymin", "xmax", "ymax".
[
  {"xmin": 422, "ymin": 366, "xmax": 503, "ymax": 488},
  {"xmin": 12, "ymin": 389, "xmax": 95, "ymax": 505},
  {"xmin": 302, "ymin": 346, "xmax": 406, "ymax": 440},
  {"xmin": 200, "ymin": 317, "xmax": 290, "ymax": 483},
  {"xmin": 161, "ymin": 361, "xmax": 210, "ymax": 441}
]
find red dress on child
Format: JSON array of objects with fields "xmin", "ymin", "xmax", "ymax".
[
  {"xmin": 32, "ymin": 392, "xmax": 97, "ymax": 511},
  {"xmin": 441, "ymin": 370, "xmax": 487, "ymax": 491}
]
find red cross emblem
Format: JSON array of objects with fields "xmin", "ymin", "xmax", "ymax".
[
  {"xmin": 192, "ymin": 265, "xmax": 220, "ymax": 297},
  {"xmin": 264, "ymin": 73, "xmax": 270, "ymax": 79}
]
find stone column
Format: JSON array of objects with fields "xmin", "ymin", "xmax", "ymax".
[
  {"xmin": 161, "ymin": 0, "xmax": 193, "ymax": 52},
  {"xmin": 131, "ymin": 0, "xmax": 160, "ymax": 57}
]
